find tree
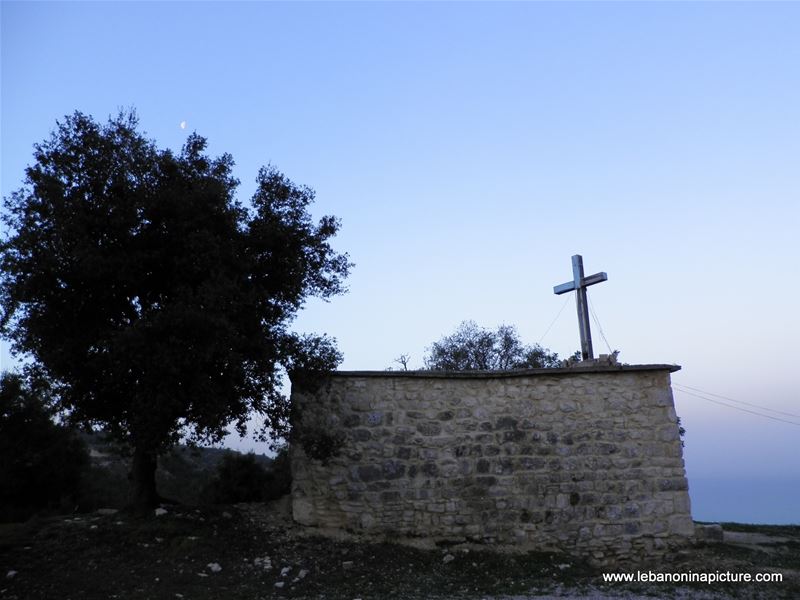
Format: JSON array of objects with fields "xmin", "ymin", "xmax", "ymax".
[
  {"xmin": 0, "ymin": 372, "xmax": 89, "ymax": 521},
  {"xmin": 424, "ymin": 321, "xmax": 567, "ymax": 371},
  {"xmin": 0, "ymin": 111, "xmax": 351, "ymax": 511},
  {"xmin": 393, "ymin": 354, "xmax": 411, "ymax": 371}
]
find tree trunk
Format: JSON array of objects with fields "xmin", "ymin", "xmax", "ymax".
[{"xmin": 129, "ymin": 446, "xmax": 158, "ymax": 514}]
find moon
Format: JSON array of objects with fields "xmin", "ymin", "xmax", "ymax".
[{"xmin": 180, "ymin": 121, "xmax": 187, "ymax": 130}]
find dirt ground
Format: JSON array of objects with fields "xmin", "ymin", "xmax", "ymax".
[{"xmin": 1, "ymin": 500, "xmax": 797, "ymax": 600}]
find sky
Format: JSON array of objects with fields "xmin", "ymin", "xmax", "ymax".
[{"xmin": 2, "ymin": 2, "xmax": 798, "ymax": 524}]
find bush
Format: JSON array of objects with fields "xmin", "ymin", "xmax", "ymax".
[
  {"xmin": 264, "ymin": 445, "xmax": 291, "ymax": 501},
  {"xmin": 425, "ymin": 321, "xmax": 566, "ymax": 371},
  {"xmin": 202, "ymin": 447, "xmax": 291, "ymax": 504},
  {"xmin": 0, "ymin": 372, "xmax": 89, "ymax": 521}
]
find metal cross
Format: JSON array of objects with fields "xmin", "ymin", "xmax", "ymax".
[{"xmin": 553, "ymin": 255, "xmax": 607, "ymax": 361}]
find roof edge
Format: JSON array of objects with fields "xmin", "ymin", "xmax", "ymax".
[{"xmin": 327, "ymin": 364, "xmax": 681, "ymax": 379}]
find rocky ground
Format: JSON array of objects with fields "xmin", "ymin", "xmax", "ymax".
[{"xmin": 0, "ymin": 499, "xmax": 797, "ymax": 599}]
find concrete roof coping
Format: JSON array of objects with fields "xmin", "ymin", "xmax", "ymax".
[{"xmin": 329, "ymin": 364, "xmax": 681, "ymax": 379}]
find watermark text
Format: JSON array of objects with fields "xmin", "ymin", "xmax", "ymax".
[{"xmin": 602, "ymin": 570, "xmax": 782, "ymax": 584}]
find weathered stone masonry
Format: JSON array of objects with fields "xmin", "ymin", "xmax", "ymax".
[{"xmin": 290, "ymin": 365, "xmax": 693, "ymax": 562}]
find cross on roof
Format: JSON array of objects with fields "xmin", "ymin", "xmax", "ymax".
[{"xmin": 553, "ymin": 255, "xmax": 607, "ymax": 361}]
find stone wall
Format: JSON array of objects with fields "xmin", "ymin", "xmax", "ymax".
[{"xmin": 290, "ymin": 365, "xmax": 693, "ymax": 563}]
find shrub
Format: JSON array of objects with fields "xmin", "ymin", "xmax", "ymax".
[
  {"xmin": 0, "ymin": 372, "xmax": 89, "ymax": 521},
  {"xmin": 263, "ymin": 445, "xmax": 291, "ymax": 501},
  {"xmin": 295, "ymin": 425, "xmax": 345, "ymax": 464},
  {"xmin": 202, "ymin": 447, "xmax": 292, "ymax": 504}
]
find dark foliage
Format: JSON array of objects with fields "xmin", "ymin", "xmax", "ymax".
[
  {"xmin": 677, "ymin": 416, "xmax": 686, "ymax": 446},
  {"xmin": 74, "ymin": 430, "xmax": 278, "ymax": 510},
  {"xmin": 263, "ymin": 444, "xmax": 292, "ymax": 501},
  {"xmin": 202, "ymin": 452, "xmax": 269, "ymax": 504},
  {"xmin": 202, "ymin": 447, "xmax": 291, "ymax": 504},
  {"xmin": 0, "ymin": 372, "xmax": 89, "ymax": 521},
  {"xmin": 294, "ymin": 425, "xmax": 346, "ymax": 464},
  {"xmin": 424, "ymin": 321, "xmax": 566, "ymax": 371},
  {"xmin": 0, "ymin": 111, "xmax": 351, "ymax": 509}
]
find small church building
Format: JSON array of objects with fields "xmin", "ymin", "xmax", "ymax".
[
  {"xmin": 290, "ymin": 256, "xmax": 694, "ymax": 563},
  {"xmin": 290, "ymin": 362, "xmax": 693, "ymax": 563}
]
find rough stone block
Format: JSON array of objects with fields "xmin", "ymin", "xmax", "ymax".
[
  {"xmin": 668, "ymin": 515, "xmax": 695, "ymax": 537},
  {"xmin": 417, "ymin": 421, "xmax": 442, "ymax": 436},
  {"xmin": 356, "ymin": 465, "xmax": 382, "ymax": 482},
  {"xmin": 695, "ymin": 523, "xmax": 724, "ymax": 542}
]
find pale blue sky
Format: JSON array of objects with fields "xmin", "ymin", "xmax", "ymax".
[{"xmin": 2, "ymin": 2, "xmax": 798, "ymax": 523}]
